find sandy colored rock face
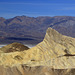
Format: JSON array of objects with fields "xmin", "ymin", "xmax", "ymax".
[
  {"xmin": 0, "ymin": 28, "xmax": 75, "ymax": 75},
  {"xmin": 0, "ymin": 65, "xmax": 75, "ymax": 75}
]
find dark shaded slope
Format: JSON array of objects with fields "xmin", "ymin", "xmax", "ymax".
[{"xmin": 0, "ymin": 42, "xmax": 29, "ymax": 53}]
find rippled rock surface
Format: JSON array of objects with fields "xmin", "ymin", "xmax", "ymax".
[{"xmin": 0, "ymin": 28, "xmax": 75, "ymax": 75}]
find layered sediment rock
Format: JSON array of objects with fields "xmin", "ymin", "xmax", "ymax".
[
  {"xmin": 0, "ymin": 65, "xmax": 75, "ymax": 75},
  {"xmin": 0, "ymin": 28, "xmax": 75, "ymax": 75}
]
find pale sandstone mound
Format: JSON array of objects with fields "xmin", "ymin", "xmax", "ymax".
[
  {"xmin": 0, "ymin": 42, "xmax": 29, "ymax": 53},
  {"xmin": 0, "ymin": 28, "xmax": 75, "ymax": 75}
]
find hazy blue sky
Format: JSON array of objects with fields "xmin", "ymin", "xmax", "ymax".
[{"xmin": 0, "ymin": 0, "xmax": 75, "ymax": 18}]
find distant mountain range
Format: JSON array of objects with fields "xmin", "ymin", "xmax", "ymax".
[{"xmin": 0, "ymin": 16, "xmax": 75, "ymax": 44}]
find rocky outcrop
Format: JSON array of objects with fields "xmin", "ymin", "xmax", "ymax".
[
  {"xmin": 0, "ymin": 65, "xmax": 75, "ymax": 75},
  {"xmin": 0, "ymin": 42, "xmax": 29, "ymax": 53},
  {"xmin": 0, "ymin": 28, "xmax": 75, "ymax": 75}
]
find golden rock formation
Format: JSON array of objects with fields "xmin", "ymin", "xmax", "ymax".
[{"xmin": 0, "ymin": 28, "xmax": 75, "ymax": 75}]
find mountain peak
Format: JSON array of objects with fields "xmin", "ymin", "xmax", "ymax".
[
  {"xmin": 46, "ymin": 27, "xmax": 60, "ymax": 36},
  {"xmin": 45, "ymin": 27, "xmax": 62, "ymax": 43}
]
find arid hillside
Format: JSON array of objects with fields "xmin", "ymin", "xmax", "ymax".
[
  {"xmin": 0, "ymin": 42, "xmax": 29, "ymax": 53},
  {"xmin": 0, "ymin": 28, "xmax": 75, "ymax": 75}
]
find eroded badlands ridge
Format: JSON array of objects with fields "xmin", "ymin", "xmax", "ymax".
[{"xmin": 0, "ymin": 28, "xmax": 75, "ymax": 75}]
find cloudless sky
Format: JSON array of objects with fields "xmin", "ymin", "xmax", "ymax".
[{"xmin": 0, "ymin": 0, "xmax": 75, "ymax": 18}]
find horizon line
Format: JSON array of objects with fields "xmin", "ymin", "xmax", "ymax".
[{"xmin": 1, "ymin": 15, "xmax": 75, "ymax": 19}]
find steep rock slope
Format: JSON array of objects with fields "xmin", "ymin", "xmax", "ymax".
[{"xmin": 0, "ymin": 28, "xmax": 75, "ymax": 75}]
